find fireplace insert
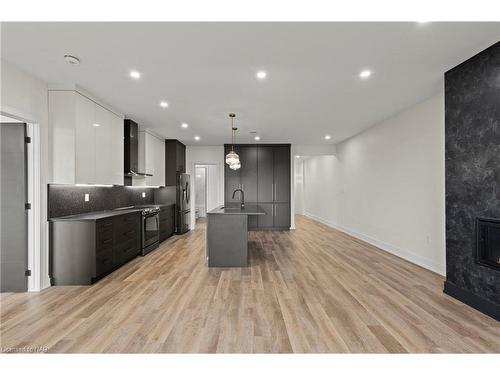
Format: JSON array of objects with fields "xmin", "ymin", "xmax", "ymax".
[{"xmin": 475, "ymin": 218, "xmax": 500, "ymax": 270}]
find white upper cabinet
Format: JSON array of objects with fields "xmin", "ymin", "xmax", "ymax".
[
  {"xmin": 154, "ymin": 134, "xmax": 166, "ymax": 186},
  {"xmin": 135, "ymin": 130, "xmax": 165, "ymax": 187},
  {"xmin": 49, "ymin": 89, "xmax": 124, "ymax": 185},
  {"xmin": 75, "ymin": 93, "xmax": 96, "ymax": 184}
]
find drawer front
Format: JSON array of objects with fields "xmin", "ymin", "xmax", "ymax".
[
  {"xmin": 115, "ymin": 239, "xmax": 139, "ymax": 265},
  {"xmin": 96, "ymin": 247, "xmax": 114, "ymax": 277},
  {"xmin": 97, "ymin": 228, "xmax": 114, "ymax": 251},
  {"xmin": 114, "ymin": 222, "xmax": 140, "ymax": 245},
  {"xmin": 115, "ymin": 213, "xmax": 139, "ymax": 226},
  {"xmin": 114, "ymin": 213, "xmax": 140, "ymax": 245},
  {"xmin": 97, "ymin": 218, "xmax": 114, "ymax": 232}
]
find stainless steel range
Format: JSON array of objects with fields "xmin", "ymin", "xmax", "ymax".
[{"xmin": 141, "ymin": 206, "xmax": 160, "ymax": 256}]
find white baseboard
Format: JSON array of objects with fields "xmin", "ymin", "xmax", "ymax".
[{"xmin": 303, "ymin": 212, "xmax": 445, "ymax": 276}]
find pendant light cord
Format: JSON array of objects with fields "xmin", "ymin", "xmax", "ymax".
[{"xmin": 231, "ymin": 116, "xmax": 234, "ymax": 152}]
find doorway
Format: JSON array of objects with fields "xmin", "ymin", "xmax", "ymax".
[
  {"xmin": 193, "ymin": 163, "xmax": 219, "ymax": 228},
  {"xmin": 195, "ymin": 166, "xmax": 207, "ymax": 224},
  {"xmin": 1, "ymin": 119, "xmax": 28, "ymax": 291}
]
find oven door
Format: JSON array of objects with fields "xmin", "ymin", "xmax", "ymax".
[{"xmin": 143, "ymin": 213, "xmax": 159, "ymax": 249}]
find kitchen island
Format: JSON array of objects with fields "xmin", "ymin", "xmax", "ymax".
[{"xmin": 206, "ymin": 205, "xmax": 265, "ymax": 267}]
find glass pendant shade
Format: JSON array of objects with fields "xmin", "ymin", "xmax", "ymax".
[
  {"xmin": 225, "ymin": 113, "xmax": 241, "ymax": 168},
  {"xmin": 225, "ymin": 150, "xmax": 239, "ymax": 165},
  {"xmin": 229, "ymin": 160, "xmax": 241, "ymax": 170}
]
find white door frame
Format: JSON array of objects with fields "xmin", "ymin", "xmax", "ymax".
[
  {"xmin": 194, "ymin": 165, "xmax": 208, "ymax": 218},
  {"xmin": 1, "ymin": 110, "xmax": 42, "ymax": 291},
  {"xmin": 191, "ymin": 162, "xmax": 221, "ymax": 229}
]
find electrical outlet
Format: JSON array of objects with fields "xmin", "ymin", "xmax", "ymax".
[
  {"xmin": 84, "ymin": 193, "xmax": 90, "ymax": 202},
  {"xmin": 142, "ymin": 192, "xmax": 146, "ymax": 198}
]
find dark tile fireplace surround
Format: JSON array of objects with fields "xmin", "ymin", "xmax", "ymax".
[{"xmin": 444, "ymin": 40, "xmax": 500, "ymax": 321}]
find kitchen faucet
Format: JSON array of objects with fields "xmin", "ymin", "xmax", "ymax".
[{"xmin": 232, "ymin": 188, "xmax": 245, "ymax": 209}]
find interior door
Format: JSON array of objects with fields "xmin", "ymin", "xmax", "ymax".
[{"xmin": 1, "ymin": 122, "xmax": 28, "ymax": 292}]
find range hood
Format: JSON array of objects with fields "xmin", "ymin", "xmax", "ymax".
[{"xmin": 124, "ymin": 119, "xmax": 152, "ymax": 178}]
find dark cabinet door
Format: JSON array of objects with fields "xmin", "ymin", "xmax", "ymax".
[
  {"xmin": 257, "ymin": 146, "xmax": 274, "ymax": 202},
  {"xmin": 248, "ymin": 214, "xmax": 258, "ymax": 229},
  {"xmin": 224, "ymin": 145, "xmax": 242, "ymax": 204},
  {"xmin": 165, "ymin": 140, "xmax": 186, "ymax": 186},
  {"xmin": 159, "ymin": 205, "xmax": 175, "ymax": 242},
  {"xmin": 177, "ymin": 142, "xmax": 186, "ymax": 173},
  {"xmin": 240, "ymin": 146, "xmax": 258, "ymax": 202},
  {"xmin": 274, "ymin": 203, "xmax": 290, "ymax": 228},
  {"xmin": 257, "ymin": 203, "xmax": 274, "ymax": 228},
  {"xmin": 273, "ymin": 146, "xmax": 290, "ymax": 203}
]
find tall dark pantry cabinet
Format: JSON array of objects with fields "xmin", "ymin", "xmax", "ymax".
[{"xmin": 224, "ymin": 144, "xmax": 291, "ymax": 230}]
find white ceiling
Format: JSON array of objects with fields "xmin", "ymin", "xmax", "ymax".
[{"xmin": 1, "ymin": 22, "xmax": 499, "ymax": 145}]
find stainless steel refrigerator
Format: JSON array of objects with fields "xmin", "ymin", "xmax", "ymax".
[{"xmin": 176, "ymin": 173, "xmax": 191, "ymax": 234}]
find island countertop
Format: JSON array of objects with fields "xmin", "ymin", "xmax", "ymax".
[{"xmin": 207, "ymin": 205, "xmax": 266, "ymax": 215}]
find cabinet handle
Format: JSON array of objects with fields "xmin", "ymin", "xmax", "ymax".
[
  {"xmin": 272, "ymin": 205, "xmax": 274, "ymax": 217},
  {"xmin": 103, "ymin": 222, "xmax": 112, "ymax": 227},
  {"xmin": 124, "ymin": 230, "xmax": 135, "ymax": 235},
  {"xmin": 271, "ymin": 184, "xmax": 273, "ymax": 199},
  {"xmin": 102, "ymin": 238, "xmax": 112, "ymax": 244},
  {"xmin": 274, "ymin": 183, "xmax": 276, "ymax": 199}
]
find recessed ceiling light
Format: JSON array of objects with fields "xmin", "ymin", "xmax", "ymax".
[
  {"xmin": 256, "ymin": 71, "xmax": 267, "ymax": 80},
  {"xmin": 194, "ymin": 136, "xmax": 200, "ymax": 141},
  {"xmin": 129, "ymin": 70, "xmax": 141, "ymax": 79},
  {"xmin": 324, "ymin": 135, "xmax": 331, "ymax": 140},
  {"xmin": 93, "ymin": 123, "xmax": 100, "ymax": 127},
  {"xmin": 296, "ymin": 155, "xmax": 300, "ymax": 159},
  {"xmin": 181, "ymin": 123, "xmax": 189, "ymax": 129},
  {"xmin": 359, "ymin": 70, "xmax": 371, "ymax": 79},
  {"xmin": 254, "ymin": 136, "xmax": 261, "ymax": 141},
  {"xmin": 63, "ymin": 54, "xmax": 80, "ymax": 65},
  {"xmin": 160, "ymin": 101, "xmax": 168, "ymax": 108}
]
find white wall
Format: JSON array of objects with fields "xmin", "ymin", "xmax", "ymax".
[
  {"xmin": 293, "ymin": 160, "xmax": 305, "ymax": 214},
  {"xmin": 186, "ymin": 146, "xmax": 225, "ymax": 228},
  {"xmin": 301, "ymin": 92, "xmax": 446, "ymax": 275},
  {"xmin": 1, "ymin": 60, "xmax": 50, "ymax": 290},
  {"xmin": 302, "ymin": 155, "xmax": 342, "ymax": 226}
]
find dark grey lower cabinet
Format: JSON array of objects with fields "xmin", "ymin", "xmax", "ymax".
[
  {"xmin": 159, "ymin": 204, "xmax": 175, "ymax": 242},
  {"xmin": 257, "ymin": 203, "xmax": 274, "ymax": 228},
  {"xmin": 274, "ymin": 203, "xmax": 290, "ymax": 228},
  {"xmin": 256, "ymin": 203, "xmax": 290, "ymax": 229},
  {"xmin": 50, "ymin": 212, "xmax": 141, "ymax": 285},
  {"xmin": 225, "ymin": 144, "xmax": 291, "ymax": 230}
]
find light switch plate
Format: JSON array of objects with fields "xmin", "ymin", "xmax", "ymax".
[
  {"xmin": 84, "ymin": 193, "xmax": 90, "ymax": 202},
  {"xmin": 142, "ymin": 192, "xmax": 146, "ymax": 198}
]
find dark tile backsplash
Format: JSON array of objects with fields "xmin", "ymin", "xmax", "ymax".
[
  {"xmin": 154, "ymin": 186, "xmax": 177, "ymax": 206},
  {"xmin": 48, "ymin": 184, "xmax": 155, "ymax": 218},
  {"xmin": 48, "ymin": 184, "xmax": 178, "ymax": 218},
  {"xmin": 445, "ymin": 41, "xmax": 500, "ymax": 310}
]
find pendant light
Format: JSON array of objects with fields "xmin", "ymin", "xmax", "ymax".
[{"xmin": 225, "ymin": 113, "xmax": 241, "ymax": 170}]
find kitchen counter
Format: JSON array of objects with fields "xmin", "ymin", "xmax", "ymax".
[
  {"xmin": 49, "ymin": 204, "xmax": 174, "ymax": 222},
  {"xmin": 207, "ymin": 204, "xmax": 266, "ymax": 215},
  {"xmin": 206, "ymin": 205, "xmax": 266, "ymax": 267}
]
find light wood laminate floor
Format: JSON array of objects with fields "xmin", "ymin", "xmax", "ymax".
[{"xmin": 1, "ymin": 215, "xmax": 499, "ymax": 353}]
